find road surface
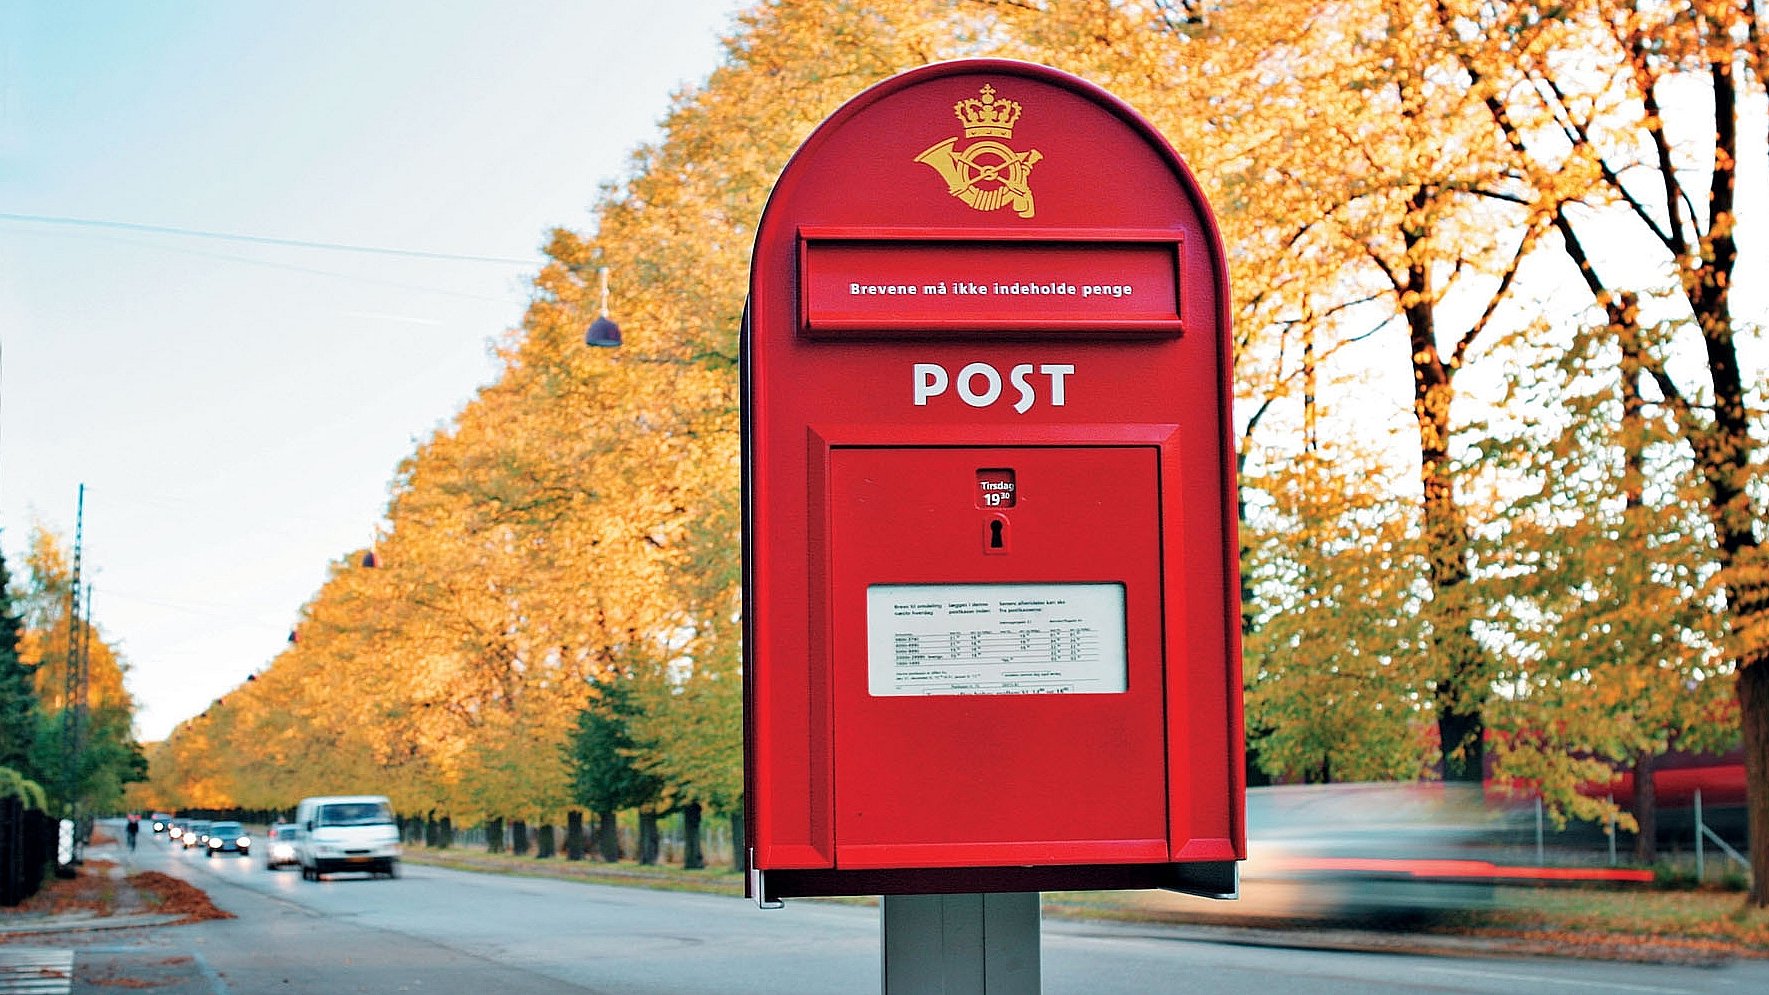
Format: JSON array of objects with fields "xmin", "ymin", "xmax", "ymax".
[{"xmin": 6, "ymin": 828, "xmax": 1766, "ymax": 993}]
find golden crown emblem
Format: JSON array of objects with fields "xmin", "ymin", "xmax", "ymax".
[
  {"xmin": 953, "ymin": 84, "xmax": 1021, "ymax": 139},
  {"xmin": 916, "ymin": 82, "xmax": 1043, "ymax": 219}
]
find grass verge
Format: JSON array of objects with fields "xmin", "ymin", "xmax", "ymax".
[
  {"xmin": 1467, "ymin": 884, "xmax": 1769, "ymax": 958},
  {"xmin": 406, "ymin": 847, "xmax": 1769, "ymax": 960},
  {"xmin": 403, "ymin": 846, "xmax": 748, "ymax": 897}
]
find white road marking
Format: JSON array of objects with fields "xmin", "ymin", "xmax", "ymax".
[{"xmin": 0, "ymin": 947, "xmax": 72, "ymax": 994}]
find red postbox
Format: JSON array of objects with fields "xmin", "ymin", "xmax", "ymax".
[{"xmin": 744, "ymin": 60, "xmax": 1242, "ymax": 904}]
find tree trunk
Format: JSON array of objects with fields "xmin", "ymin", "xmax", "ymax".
[
  {"xmin": 682, "ymin": 802, "xmax": 704, "ymax": 870},
  {"xmin": 1742, "ymin": 663, "xmax": 1769, "ymax": 906},
  {"xmin": 1398, "ymin": 212, "xmax": 1484, "ymax": 785},
  {"xmin": 1632, "ymin": 752, "xmax": 1659, "ymax": 865},
  {"xmin": 438, "ymin": 816, "xmax": 454, "ymax": 849},
  {"xmin": 424, "ymin": 813, "xmax": 439, "ymax": 848},
  {"xmin": 1421, "ymin": 462, "xmax": 1484, "ymax": 782},
  {"xmin": 597, "ymin": 810, "xmax": 619, "ymax": 862},
  {"xmin": 512, "ymin": 820, "xmax": 529, "ymax": 856},
  {"xmin": 639, "ymin": 809, "xmax": 659, "ymax": 865},
  {"xmin": 486, "ymin": 816, "xmax": 504, "ymax": 854},
  {"xmin": 537, "ymin": 824, "xmax": 556, "ymax": 859},
  {"xmin": 565, "ymin": 810, "xmax": 585, "ymax": 862},
  {"xmin": 729, "ymin": 807, "xmax": 745, "ymax": 873}
]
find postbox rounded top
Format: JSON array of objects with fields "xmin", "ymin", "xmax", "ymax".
[{"xmin": 752, "ymin": 58, "xmax": 1229, "ymax": 301}]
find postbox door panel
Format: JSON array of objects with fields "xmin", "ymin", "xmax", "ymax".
[{"xmin": 828, "ymin": 445, "xmax": 1168, "ymax": 869}]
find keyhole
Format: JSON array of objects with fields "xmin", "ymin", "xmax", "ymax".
[{"xmin": 989, "ymin": 520, "xmax": 1005, "ymax": 549}]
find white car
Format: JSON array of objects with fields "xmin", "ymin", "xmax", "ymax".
[
  {"xmin": 264, "ymin": 823, "xmax": 298, "ymax": 869},
  {"xmin": 294, "ymin": 795, "xmax": 401, "ymax": 880}
]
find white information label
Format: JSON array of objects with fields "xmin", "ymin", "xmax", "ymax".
[{"xmin": 866, "ymin": 583, "xmax": 1128, "ymax": 696}]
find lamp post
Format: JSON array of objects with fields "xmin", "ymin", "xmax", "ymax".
[{"xmin": 584, "ymin": 267, "xmax": 621, "ymax": 347}]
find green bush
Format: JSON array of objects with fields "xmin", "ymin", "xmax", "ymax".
[
  {"xmin": 0, "ymin": 765, "xmax": 48, "ymax": 811},
  {"xmin": 1651, "ymin": 861, "xmax": 1697, "ymax": 889},
  {"xmin": 1651, "ymin": 858, "xmax": 1750, "ymax": 892}
]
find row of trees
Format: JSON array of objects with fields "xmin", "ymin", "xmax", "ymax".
[
  {"xmin": 136, "ymin": 1, "xmax": 1767, "ymax": 898},
  {"xmin": 1, "ymin": 528, "xmax": 148, "ymax": 820}
]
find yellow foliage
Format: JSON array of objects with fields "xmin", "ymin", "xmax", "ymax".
[{"xmin": 141, "ymin": 1, "xmax": 1761, "ymax": 846}]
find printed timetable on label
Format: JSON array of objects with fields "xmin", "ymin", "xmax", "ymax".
[{"xmin": 865, "ymin": 582, "xmax": 1129, "ymax": 696}]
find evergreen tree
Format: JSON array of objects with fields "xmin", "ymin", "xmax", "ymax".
[
  {"xmin": 0, "ymin": 543, "xmax": 39, "ymax": 777},
  {"xmin": 565, "ymin": 678, "xmax": 662, "ymax": 862}
]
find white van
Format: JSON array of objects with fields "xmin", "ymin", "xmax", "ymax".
[{"xmin": 293, "ymin": 795, "xmax": 401, "ymax": 880}]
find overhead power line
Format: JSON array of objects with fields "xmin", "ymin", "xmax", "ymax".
[{"xmin": 0, "ymin": 212, "xmax": 538, "ymax": 265}]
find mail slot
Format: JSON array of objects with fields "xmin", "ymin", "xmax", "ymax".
[
  {"xmin": 800, "ymin": 230, "xmax": 1184, "ymax": 335},
  {"xmin": 743, "ymin": 59, "xmax": 1244, "ymax": 904}
]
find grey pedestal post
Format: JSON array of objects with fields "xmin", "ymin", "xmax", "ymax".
[{"xmin": 881, "ymin": 892, "xmax": 1040, "ymax": 994}]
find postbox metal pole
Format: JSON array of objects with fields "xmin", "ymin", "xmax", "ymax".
[
  {"xmin": 881, "ymin": 892, "xmax": 1039, "ymax": 995},
  {"xmin": 1694, "ymin": 788, "xmax": 1704, "ymax": 884}
]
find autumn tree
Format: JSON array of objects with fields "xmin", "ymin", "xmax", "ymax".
[
  {"xmin": 1134, "ymin": 0, "xmax": 1550, "ymax": 782},
  {"xmin": 526, "ymin": 0, "xmax": 1001, "ymax": 863},
  {"xmin": 15, "ymin": 525, "xmax": 145, "ymax": 815},
  {"xmin": 1242, "ymin": 443, "xmax": 1437, "ymax": 783},
  {"xmin": 1479, "ymin": 326, "xmax": 1736, "ymax": 839},
  {"xmin": 148, "ymin": 707, "xmax": 237, "ymax": 812},
  {"xmin": 1003, "ymin": 1, "xmax": 1754, "ymax": 812},
  {"xmin": 1418, "ymin": 0, "xmax": 1767, "ymax": 897}
]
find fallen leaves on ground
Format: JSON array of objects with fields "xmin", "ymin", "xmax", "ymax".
[
  {"xmin": 128, "ymin": 872, "xmax": 232, "ymax": 923},
  {"xmin": 1, "ymin": 860, "xmax": 230, "ymax": 931},
  {"xmin": 1458, "ymin": 928, "xmax": 1746, "ymax": 965},
  {"xmin": 1474, "ymin": 885, "xmax": 1769, "ymax": 958},
  {"xmin": 2, "ymin": 861, "xmax": 122, "ymax": 918}
]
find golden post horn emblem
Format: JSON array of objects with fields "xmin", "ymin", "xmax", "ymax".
[{"xmin": 915, "ymin": 83, "xmax": 1043, "ymax": 219}]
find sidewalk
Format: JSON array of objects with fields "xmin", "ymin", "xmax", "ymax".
[
  {"xmin": 0, "ymin": 840, "xmax": 190, "ymax": 939},
  {"xmin": 0, "ymin": 836, "xmax": 236, "ymax": 995}
]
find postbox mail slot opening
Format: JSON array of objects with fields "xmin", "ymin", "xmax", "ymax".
[
  {"xmin": 865, "ymin": 582, "xmax": 1129, "ymax": 696},
  {"xmin": 799, "ymin": 233, "xmax": 1182, "ymax": 336}
]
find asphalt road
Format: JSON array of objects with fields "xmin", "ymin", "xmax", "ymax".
[{"xmin": 12, "ymin": 829, "xmax": 1769, "ymax": 994}]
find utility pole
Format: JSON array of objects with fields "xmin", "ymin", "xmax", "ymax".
[
  {"xmin": 60, "ymin": 484, "xmax": 85, "ymax": 829},
  {"xmin": 79, "ymin": 580, "xmax": 92, "ymax": 754}
]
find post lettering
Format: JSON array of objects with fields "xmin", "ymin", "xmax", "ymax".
[
  {"xmin": 957, "ymin": 363, "xmax": 1003, "ymax": 406},
  {"xmin": 911, "ymin": 362, "xmax": 1074, "ymax": 413},
  {"xmin": 913, "ymin": 363, "xmax": 949, "ymax": 405}
]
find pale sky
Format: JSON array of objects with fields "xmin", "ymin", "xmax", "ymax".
[{"xmin": 1, "ymin": 0, "xmax": 746, "ymax": 740}]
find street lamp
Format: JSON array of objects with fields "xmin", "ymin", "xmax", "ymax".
[{"xmin": 584, "ymin": 266, "xmax": 622, "ymax": 347}]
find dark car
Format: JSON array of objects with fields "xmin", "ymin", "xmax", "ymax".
[
  {"xmin": 204, "ymin": 820, "xmax": 251, "ymax": 857},
  {"xmin": 180, "ymin": 820, "xmax": 213, "ymax": 850}
]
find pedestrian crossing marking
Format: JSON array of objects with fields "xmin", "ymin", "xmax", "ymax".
[{"xmin": 0, "ymin": 947, "xmax": 72, "ymax": 995}]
